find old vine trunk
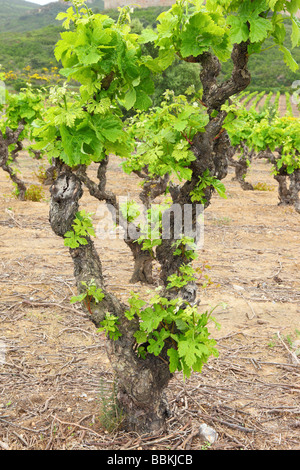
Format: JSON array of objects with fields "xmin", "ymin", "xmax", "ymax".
[{"xmin": 49, "ymin": 173, "xmax": 172, "ymax": 434}]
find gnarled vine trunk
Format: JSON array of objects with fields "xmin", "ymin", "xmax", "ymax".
[
  {"xmin": 49, "ymin": 173, "xmax": 172, "ymax": 434},
  {"xmin": 274, "ymin": 170, "xmax": 300, "ymax": 213},
  {"xmin": 0, "ymin": 124, "xmax": 27, "ymax": 200},
  {"xmin": 229, "ymin": 143, "xmax": 254, "ymax": 191},
  {"xmin": 257, "ymin": 149, "xmax": 300, "ymax": 213}
]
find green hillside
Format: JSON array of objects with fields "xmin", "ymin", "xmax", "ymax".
[
  {"xmin": 0, "ymin": 24, "xmax": 63, "ymax": 72},
  {"xmin": 0, "ymin": 0, "xmax": 37, "ymax": 15},
  {"xmin": 0, "ymin": 0, "xmax": 104, "ymax": 33},
  {"xmin": 0, "ymin": 0, "xmax": 36, "ymax": 12},
  {"xmin": 0, "ymin": 0, "xmax": 39, "ymax": 31}
]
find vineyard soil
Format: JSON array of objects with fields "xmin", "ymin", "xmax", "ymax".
[{"xmin": 0, "ymin": 151, "xmax": 299, "ymax": 450}]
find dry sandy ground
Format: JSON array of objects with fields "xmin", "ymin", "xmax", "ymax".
[{"xmin": 0, "ymin": 150, "xmax": 299, "ymax": 450}]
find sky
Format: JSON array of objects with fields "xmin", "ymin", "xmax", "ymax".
[{"xmin": 25, "ymin": 0, "xmax": 58, "ymax": 5}]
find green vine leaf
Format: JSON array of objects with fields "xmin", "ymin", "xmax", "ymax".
[{"xmin": 64, "ymin": 210, "xmax": 95, "ymax": 248}]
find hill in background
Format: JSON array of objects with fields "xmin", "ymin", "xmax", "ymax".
[
  {"xmin": 0, "ymin": 0, "xmax": 104, "ymax": 32},
  {"xmin": 0, "ymin": 0, "xmax": 37, "ymax": 31}
]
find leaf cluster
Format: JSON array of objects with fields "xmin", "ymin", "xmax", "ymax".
[
  {"xmin": 125, "ymin": 290, "xmax": 220, "ymax": 379},
  {"xmin": 223, "ymin": 96, "xmax": 300, "ymax": 173},
  {"xmin": 139, "ymin": 0, "xmax": 300, "ymax": 71},
  {"xmin": 119, "ymin": 200, "xmax": 141, "ymax": 223},
  {"xmin": 71, "ymin": 278, "xmax": 106, "ymax": 319},
  {"xmin": 124, "ymin": 91, "xmax": 209, "ymax": 181},
  {"xmin": 0, "ymin": 86, "xmax": 44, "ymax": 141},
  {"xmin": 252, "ymin": 116, "xmax": 300, "ymax": 172},
  {"xmin": 70, "ymin": 279, "xmax": 105, "ymax": 305},
  {"xmin": 64, "ymin": 210, "xmax": 96, "ymax": 248},
  {"xmin": 32, "ymin": 3, "xmax": 158, "ymax": 167},
  {"xmin": 190, "ymin": 169, "xmax": 227, "ymax": 203},
  {"xmin": 172, "ymin": 235, "xmax": 198, "ymax": 260}
]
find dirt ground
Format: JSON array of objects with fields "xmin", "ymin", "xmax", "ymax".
[{"xmin": 0, "ymin": 150, "xmax": 299, "ymax": 451}]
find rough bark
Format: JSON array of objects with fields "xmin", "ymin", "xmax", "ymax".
[
  {"xmin": 106, "ymin": 336, "xmax": 172, "ymax": 434},
  {"xmin": 49, "ymin": 173, "xmax": 172, "ymax": 434},
  {"xmin": 43, "ymin": 159, "xmax": 58, "ymax": 185},
  {"xmin": 184, "ymin": 42, "xmax": 251, "ymax": 114},
  {"xmin": 0, "ymin": 124, "xmax": 27, "ymax": 200},
  {"xmin": 133, "ymin": 169, "xmax": 170, "ymax": 209},
  {"xmin": 257, "ymin": 149, "xmax": 300, "ymax": 213},
  {"xmin": 274, "ymin": 170, "xmax": 300, "ymax": 213},
  {"xmin": 229, "ymin": 143, "xmax": 254, "ymax": 191},
  {"xmin": 288, "ymin": 170, "xmax": 300, "ymax": 213}
]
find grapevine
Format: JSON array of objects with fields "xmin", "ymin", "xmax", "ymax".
[
  {"xmin": 32, "ymin": 0, "xmax": 300, "ymax": 433},
  {"xmin": 0, "ymin": 86, "xmax": 45, "ymax": 200},
  {"xmin": 223, "ymin": 93, "xmax": 300, "ymax": 211}
]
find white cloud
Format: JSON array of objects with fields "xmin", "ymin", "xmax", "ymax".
[{"xmin": 25, "ymin": 0, "xmax": 58, "ymax": 5}]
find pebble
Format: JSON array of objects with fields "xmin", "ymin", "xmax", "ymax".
[
  {"xmin": 198, "ymin": 423, "xmax": 218, "ymax": 445},
  {"xmin": 233, "ymin": 284, "xmax": 245, "ymax": 291}
]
